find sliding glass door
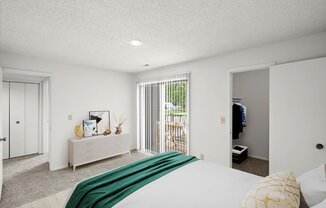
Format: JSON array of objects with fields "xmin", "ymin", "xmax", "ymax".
[{"xmin": 137, "ymin": 74, "xmax": 190, "ymax": 154}]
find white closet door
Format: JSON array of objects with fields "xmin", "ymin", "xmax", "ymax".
[
  {"xmin": 2, "ymin": 82, "xmax": 9, "ymax": 159},
  {"xmin": 270, "ymin": 57, "xmax": 326, "ymax": 175},
  {"xmin": 25, "ymin": 83, "xmax": 39, "ymax": 155},
  {"xmin": 10, "ymin": 83, "xmax": 26, "ymax": 158}
]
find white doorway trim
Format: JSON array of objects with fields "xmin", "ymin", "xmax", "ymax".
[
  {"xmin": 2, "ymin": 67, "xmax": 53, "ymax": 169},
  {"xmin": 227, "ymin": 62, "xmax": 275, "ymax": 168},
  {"xmin": 2, "ymin": 67, "xmax": 52, "ymax": 78}
]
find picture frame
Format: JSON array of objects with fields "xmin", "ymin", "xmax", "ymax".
[
  {"xmin": 89, "ymin": 110, "xmax": 110, "ymax": 135},
  {"xmin": 83, "ymin": 119, "xmax": 97, "ymax": 137}
]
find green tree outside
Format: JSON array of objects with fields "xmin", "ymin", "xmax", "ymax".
[{"xmin": 165, "ymin": 81, "xmax": 187, "ymax": 115}]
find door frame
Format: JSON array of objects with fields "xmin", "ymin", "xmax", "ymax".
[
  {"xmin": 227, "ymin": 62, "xmax": 275, "ymax": 168},
  {"xmin": 2, "ymin": 67, "xmax": 53, "ymax": 169},
  {"xmin": 0, "ymin": 67, "xmax": 3, "ymax": 199},
  {"xmin": 136, "ymin": 73, "xmax": 191, "ymax": 155}
]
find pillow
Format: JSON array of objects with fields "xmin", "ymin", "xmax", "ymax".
[
  {"xmin": 297, "ymin": 164, "xmax": 326, "ymax": 207},
  {"xmin": 242, "ymin": 171, "xmax": 300, "ymax": 208},
  {"xmin": 311, "ymin": 198, "xmax": 326, "ymax": 208}
]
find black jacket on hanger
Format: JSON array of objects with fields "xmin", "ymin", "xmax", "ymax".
[{"xmin": 232, "ymin": 103, "xmax": 243, "ymax": 139}]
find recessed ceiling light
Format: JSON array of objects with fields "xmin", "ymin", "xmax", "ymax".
[{"xmin": 130, "ymin": 40, "xmax": 143, "ymax": 46}]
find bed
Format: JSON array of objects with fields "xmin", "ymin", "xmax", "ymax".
[
  {"xmin": 65, "ymin": 151, "xmax": 262, "ymax": 208},
  {"xmin": 114, "ymin": 159, "xmax": 261, "ymax": 208}
]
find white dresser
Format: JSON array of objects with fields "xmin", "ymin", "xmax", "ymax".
[{"xmin": 68, "ymin": 134, "xmax": 132, "ymax": 171}]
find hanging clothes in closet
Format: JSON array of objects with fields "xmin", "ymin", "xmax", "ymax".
[{"xmin": 232, "ymin": 100, "xmax": 247, "ymax": 139}]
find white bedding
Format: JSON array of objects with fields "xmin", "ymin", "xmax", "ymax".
[{"xmin": 114, "ymin": 160, "xmax": 262, "ymax": 208}]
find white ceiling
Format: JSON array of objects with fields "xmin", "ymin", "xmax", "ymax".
[{"xmin": 1, "ymin": 0, "xmax": 326, "ymax": 73}]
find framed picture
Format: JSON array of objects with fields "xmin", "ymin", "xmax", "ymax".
[
  {"xmin": 83, "ymin": 120, "xmax": 97, "ymax": 137},
  {"xmin": 89, "ymin": 111, "xmax": 110, "ymax": 135}
]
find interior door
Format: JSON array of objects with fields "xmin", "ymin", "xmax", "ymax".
[
  {"xmin": 25, "ymin": 83, "xmax": 39, "ymax": 155},
  {"xmin": 2, "ymin": 82, "xmax": 9, "ymax": 159},
  {"xmin": 10, "ymin": 82, "xmax": 26, "ymax": 158},
  {"xmin": 0, "ymin": 68, "xmax": 4, "ymax": 198},
  {"xmin": 270, "ymin": 57, "xmax": 326, "ymax": 176}
]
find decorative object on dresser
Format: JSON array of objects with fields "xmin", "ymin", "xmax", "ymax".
[
  {"xmin": 68, "ymin": 134, "xmax": 132, "ymax": 171},
  {"xmin": 114, "ymin": 113, "xmax": 126, "ymax": 134},
  {"xmin": 74, "ymin": 125, "xmax": 83, "ymax": 138},
  {"xmin": 115, "ymin": 125, "xmax": 122, "ymax": 135},
  {"xmin": 103, "ymin": 128, "xmax": 111, "ymax": 135},
  {"xmin": 89, "ymin": 111, "xmax": 111, "ymax": 135},
  {"xmin": 83, "ymin": 120, "xmax": 97, "ymax": 137}
]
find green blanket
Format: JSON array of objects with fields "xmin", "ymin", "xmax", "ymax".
[{"xmin": 66, "ymin": 151, "xmax": 198, "ymax": 208}]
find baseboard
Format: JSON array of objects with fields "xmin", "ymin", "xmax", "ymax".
[
  {"xmin": 137, "ymin": 149, "xmax": 155, "ymax": 156},
  {"xmin": 50, "ymin": 163, "xmax": 68, "ymax": 171},
  {"xmin": 248, "ymin": 154, "xmax": 269, "ymax": 161}
]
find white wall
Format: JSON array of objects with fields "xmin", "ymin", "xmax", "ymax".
[
  {"xmin": 135, "ymin": 31, "xmax": 326, "ymax": 167},
  {"xmin": 270, "ymin": 57, "xmax": 326, "ymax": 176},
  {"xmin": 233, "ymin": 69, "xmax": 269, "ymax": 160},
  {"xmin": 1, "ymin": 31, "xmax": 326, "ymax": 171},
  {"xmin": 0, "ymin": 52, "xmax": 136, "ymax": 170}
]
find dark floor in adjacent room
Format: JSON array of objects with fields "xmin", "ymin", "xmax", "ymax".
[{"xmin": 232, "ymin": 157, "xmax": 269, "ymax": 177}]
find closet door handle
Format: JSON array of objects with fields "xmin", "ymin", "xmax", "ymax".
[
  {"xmin": 316, "ymin": 143, "xmax": 324, "ymax": 150},
  {"xmin": 0, "ymin": 137, "xmax": 6, "ymax": 142},
  {"xmin": 16, "ymin": 121, "xmax": 20, "ymax": 124}
]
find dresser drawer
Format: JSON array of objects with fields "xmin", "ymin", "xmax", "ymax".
[
  {"xmin": 115, "ymin": 136, "xmax": 131, "ymax": 152},
  {"xmin": 75, "ymin": 151, "xmax": 101, "ymax": 165}
]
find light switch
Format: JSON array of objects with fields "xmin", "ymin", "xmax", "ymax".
[
  {"xmin": 68, "ymin": 114, "xmax": 73, "ymax": 120},
  {"xmin": 220, "ymin": 116, "xmax": 225, "ymax": 124}
]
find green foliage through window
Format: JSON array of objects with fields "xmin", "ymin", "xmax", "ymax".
[{"xmin": 165, "ymin": 81, "xmax": 187, "ymax": 114}]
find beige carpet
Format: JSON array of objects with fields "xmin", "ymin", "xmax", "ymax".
[
  {"xmin": 232, "ymin": 157, "xmax": 269, "ymax": 177},
  {"xmin": 17, "ymin": 189, "xmax": 72, "ymax": 208},
  {"xmin": 0, "ymin": 151, "xmax": 148, "ymax": 208}
]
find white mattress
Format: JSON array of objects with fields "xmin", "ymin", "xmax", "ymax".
[{"xmin": 114, "ymin": 160, "xmax": 262, "ymax": 208}]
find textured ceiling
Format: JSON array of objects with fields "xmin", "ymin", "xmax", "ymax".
[{"xmin": 1, "ymin": 0, "xmax": 326, "ymax": 73}]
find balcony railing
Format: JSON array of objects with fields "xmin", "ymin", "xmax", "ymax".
[
  {"xmin": 164, "ymin": 121, "xmax": 187, "ymax": 154},
  {"xmin": 157, "ymin": 115, "xmax": 187, "ymax": 154}
]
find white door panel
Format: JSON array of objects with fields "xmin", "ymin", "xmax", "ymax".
[
  {"xmin": 2, "ymin": 82, "xmax": 9, "ymax": 159},
  {"xmin": 9, "ymin": 82, "xmax": 26, "ymax": 158},
  {"xmin": 25, "ymin": 83, "xmax": 39, "ymax": 155},
  {"xmin": 270, "ymin": 57, "xmax": 326, "ymax": 176}
]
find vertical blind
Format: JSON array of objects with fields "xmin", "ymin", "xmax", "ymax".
[{"xmin": 137, "ymin": 73, "xmax": 190, "ymax": 155}]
